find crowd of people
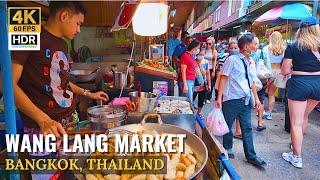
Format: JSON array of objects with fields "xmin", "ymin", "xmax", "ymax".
[{"xmin": 168, "ymin": 16, "xmax": 320, "ymax": 169}]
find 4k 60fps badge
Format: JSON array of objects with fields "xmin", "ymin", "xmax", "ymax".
[{"xmin": 8, "ymin": 7, "xmax": 41, "ymax": 50}]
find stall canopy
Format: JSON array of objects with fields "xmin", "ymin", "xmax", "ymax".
[{"xmin": 255, "ymin": 3, "xmax": 312, "ymax": 22}]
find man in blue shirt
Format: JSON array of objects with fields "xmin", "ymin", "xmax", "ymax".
[
  {"xmin": 172, "ymin": 32, "xmax": 192, "ymax": 72},
  {"xmin": 167, "ymin": 29, "xmax": 181, "ymax": 59},
  {"xmin": 216, "ymin": 33, "xmax": 266, "ymax": 168}
]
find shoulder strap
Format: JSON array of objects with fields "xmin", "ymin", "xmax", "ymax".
[
  {"xmin": 260, "ymin": 49, "xmax": 264, "ymax": 60},
  {"xmin": 240, "ymin": 57, "xmax": 252, "ymax": 89}
]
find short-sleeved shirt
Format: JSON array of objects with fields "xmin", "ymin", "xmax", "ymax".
[
  {"xmin": 167, "ymin": 38, "xmax": 181, "ymax": 57},
  {"xmin": 221, "ymin": 54, "xmax": 256, "ymax": 103},
  {"xmin": 173, "ymin": 43, "xmax": 187, "ymax": 59},
  {"xmin": 215, "ymin": 54, "xmax": 229, "ymax": 73},
  {"xmin": 251, "ymin": 48, "xmax": 272, "ymax": 72},
  {"xmin": 284, "ymin": 43, "xmax": 320, "ymax": 72},
  {"xmin": 12, "ymin": 26, "xmax": 77, "ymax": 128},
  {"xmin": 180, "ymin": 52, "xmax": 196, "ymax": 80}
]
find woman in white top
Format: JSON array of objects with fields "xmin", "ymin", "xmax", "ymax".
[
  {"xmin": 264, "ymin": 31, "xmax": 286, "ymax": 120},
  {"xmin": 204, "ymin": 37, "xmax": 218, "ymax": 102}
]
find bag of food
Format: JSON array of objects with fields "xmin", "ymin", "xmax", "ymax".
[{"xmin": 206, "ymin": 108, "xmax": 229, "ymax": 136}]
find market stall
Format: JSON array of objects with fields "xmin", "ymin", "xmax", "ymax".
[{"xmin": 0, "ymin": 1, "xmax": 240, "ymax": 180}]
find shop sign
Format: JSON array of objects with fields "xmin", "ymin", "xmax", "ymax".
[{"xmin": 8, "ymin": 7, "xmax": 41, "ymax": 50}]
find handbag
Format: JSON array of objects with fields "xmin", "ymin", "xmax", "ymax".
[
  {"xmin": 194, "ymin": 61, "xmax": 207, "ymax": 92},
  {"xmin": 274, "ymin": 73, "xmax": 290, "ymax": 89},
  {"xmin": 256, "ymin": 50, "xmax": 272, "ymax": 79}
]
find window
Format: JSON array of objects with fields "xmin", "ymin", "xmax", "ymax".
[
  {"xmin": 228, "ymin": 0, "xmax": 238, "ymax": 16},
  {"xmin": 228, "ymin": 0, "xmax": 232, "ymax": 16},
  {"xmin": 215, "ymin": 6, "xmax": 221, "ymax": 22},
  {"xmin": 232, "ymin": 0, "xmax": 237, "ymax": 14}
]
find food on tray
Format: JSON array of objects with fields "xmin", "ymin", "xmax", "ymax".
[
  {"xmin": 83, "ymin": 129, "xmax": 200, "ymax": 180},
  {"xmin": 153, "ymin": 100, "xmax": 193, "ymax": 114},
  {"xmin": 140, "ymin": 60, "xmax": 176, "ymax": 73}
]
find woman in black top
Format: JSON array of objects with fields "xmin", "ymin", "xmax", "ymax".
[{"xmin": 281, "ymin": 17, "xmax": 320, "ymax": 168}]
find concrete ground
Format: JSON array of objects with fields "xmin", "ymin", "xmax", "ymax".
[{"xmin": 201, "ymin": 101, "xmax": 320, "ymax": 180}]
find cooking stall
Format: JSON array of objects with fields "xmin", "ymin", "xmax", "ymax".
[{"xmin": 0, "ymin": 1, "xmax": 239, "ymax": 180}]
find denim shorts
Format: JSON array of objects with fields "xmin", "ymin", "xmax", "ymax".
[{"xmin": 286, "ymin": 75, "xmax": 320, "ymax": 101}]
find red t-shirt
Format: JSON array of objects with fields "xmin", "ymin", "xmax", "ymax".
[{"xmin": 180, "ymin": 52, "xmax": 196, "ymax": 80}]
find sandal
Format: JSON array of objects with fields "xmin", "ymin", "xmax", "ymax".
[
  {"xmin": 233, "ymin": 134, "xmax": 243, "ymax": 140},
  {"xmin": 256, "ymin": 125, "xmax": 266, "ymax": 132}
]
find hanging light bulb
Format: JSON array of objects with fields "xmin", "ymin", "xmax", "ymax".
[{"xmin": 132, "ymin": 3, "xmax": 169, "ymax": 36}]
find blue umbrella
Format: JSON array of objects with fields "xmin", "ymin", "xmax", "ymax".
[{"xmin": 255, "ymin": 3, "xmax": 312, "ymax": 22}]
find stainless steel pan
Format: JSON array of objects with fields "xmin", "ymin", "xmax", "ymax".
[
  {"xmin": 69, "ymin": 67, "xmax": 100, "ymax": 82},
  {"xmin": 109, "ymin": 114, "xmax": 208, "ymax": 179},
  {"xmin": 73, "ymin": 114, "xmax": 208, "ymax": 180}
]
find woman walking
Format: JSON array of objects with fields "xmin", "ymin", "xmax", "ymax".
[
  {"xmin": 193, "ymin": 51, "xmax": 211, "ymax": 116},
  {"xmin": 180, "ymin": 39, "xmax": 201, "ymax": 102},
  {"xmin": 282, "ymin": 17, "xmax": 320, "ymax": 168},
  {"xmin": 264, "ymin": 31, "xmax": 287, "ymax": 120},
  {"xmin": 204, "ymin": 37, "xmax": 218, "ymax": 102}
]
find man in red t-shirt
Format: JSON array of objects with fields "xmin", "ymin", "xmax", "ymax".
[{"xmin": 11, "ymin": 2, "xmax": 108, "ymax": 139}]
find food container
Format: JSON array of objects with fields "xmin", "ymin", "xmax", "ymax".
[
  {"xmin": 87, "ymin": 105, "xmax": 127, "ymax": 130},
  {"xmin": 128, "ymin": 91, "xmax": 157, "ymax": 113},
  {"xmin": 114, "ymin": 72, "xmax": 127, "ymax": 89}
]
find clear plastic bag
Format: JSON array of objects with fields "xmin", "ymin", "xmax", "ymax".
[{"xmin": 206, "ymin": 108, "xmax": 229, "ymax": 136}]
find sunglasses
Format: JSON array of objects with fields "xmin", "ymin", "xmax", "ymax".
[{"xmin": 206, "ymin": 43, "xmax": 212, "ymax": 46}]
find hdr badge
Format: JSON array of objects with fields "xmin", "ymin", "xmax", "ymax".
[{"xmin": 8, "ymin": 7, "xmax": 41, "ymax": 50}]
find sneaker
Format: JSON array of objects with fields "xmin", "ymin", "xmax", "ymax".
[
  {"xmin": 262, "ymin": 111, "xmax": 267, "ymax": 119},
  {"xmin": 265, "ymin": 112, "xmax": 272, "ymax": 120},
  {"xmin": 247, "ymin": 156, "xmax": 267, "ymax": 167},
  {"xmin": 282, "ymin": 152, "xmax": 302, "ymax": 168},
  {"xmin": 206, "ymin": 100, "xmax": 211, "ymax": 104},
  {"xmin": 258, "ymin": 111, "xmax": 267, "ymax": 119}
]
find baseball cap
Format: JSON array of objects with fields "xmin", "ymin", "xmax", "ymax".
[{"xmin": 299, "ymin": 17, "xmax": 319, "ymax": 28}]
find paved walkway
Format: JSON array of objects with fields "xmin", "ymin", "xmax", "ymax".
[{"xmin": 201, "ymin": 101, "xmax": 320, "ymax": 180}]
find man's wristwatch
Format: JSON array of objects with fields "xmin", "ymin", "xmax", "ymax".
[{"xmin": 83, "ymin": 89, "xmax": 91, "ymax": 97}]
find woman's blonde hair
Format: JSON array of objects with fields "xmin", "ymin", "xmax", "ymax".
[
  {"xmin": 295, "ymin": 24, "xmax": 320, "ymax": 51},
  {"xmin": 206, "ymin": 36, "xmax": 216, "ymax": 54},
  {"xmin": 268, "ymin": 31, "xmax": 286, "ymax": 56}
]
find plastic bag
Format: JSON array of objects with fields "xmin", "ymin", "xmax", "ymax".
[{"xmin": 206, "ymin": 108, "xmax": 229, "ymax": 136}]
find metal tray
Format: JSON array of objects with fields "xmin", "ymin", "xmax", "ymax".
[{"xmin": 154, "ymin": 96, "xmax": 196, "ymax": 114}]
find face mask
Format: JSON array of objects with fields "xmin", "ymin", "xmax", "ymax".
[
  {"xmin": 229, "ymin": 49, "xmax": 240, "ymax": 55},
  {"xmin": 249, "ymin": 51, "xmax": 255, "ymax": 57}
]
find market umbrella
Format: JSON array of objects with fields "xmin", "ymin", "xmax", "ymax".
[
  {"xmin": 255, "ymin": 3, "xmax": 312, "ymax": 22},
  {"xmin": 254, "ymin": 3, "xmax": 312, "ymax": 40}
]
